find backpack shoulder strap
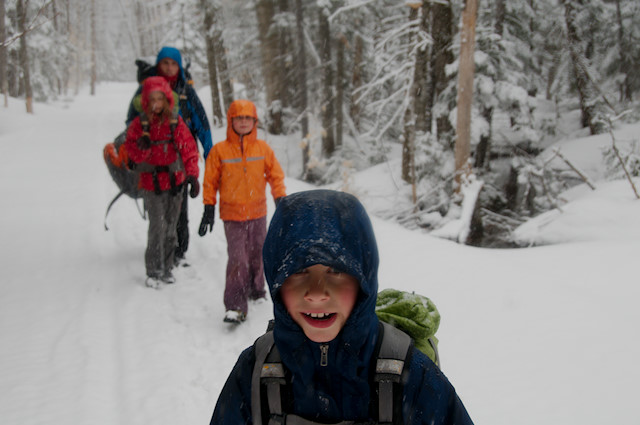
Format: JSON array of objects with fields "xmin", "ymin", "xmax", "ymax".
[
  {"xmin": 139, "ymin": 112, "xmax": 150, "ymax": 137},
  {"xmin": 374, "ymin": 322, "xmax": 412, "ymax": 425},
  {"xmin": 252, "ymin": 331, "xmax": 281, "ymax": 425}
]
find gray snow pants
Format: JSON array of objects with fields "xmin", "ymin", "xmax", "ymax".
[
  {"xmin": 223, "ymin": 216, "xmax": 267, "ymax": 314},
  {"xmin": 142, "ymin": 189, "xmax": 182, "ymax": 278}
]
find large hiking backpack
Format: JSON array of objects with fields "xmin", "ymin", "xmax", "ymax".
[
  {"xmin": 251, "ymin": 321, "xmax": 413, "ymax": 425},
  {"xmin": 103, "ymin": 131, "xmax": 141, "ymax": 230}
]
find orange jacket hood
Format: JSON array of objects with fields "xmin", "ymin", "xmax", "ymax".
[
  {"xmin": 141, "ymin": 76, "xmax": 175, "ymax": 113},
  {"xmin": 226, "ymin": 99, "xmax": 258, "ymax": 143}
]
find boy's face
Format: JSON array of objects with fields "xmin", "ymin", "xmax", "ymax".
[
  {"xmin": 280, "ymin": 264, "xmax": 359, "ymax": 343},
  {"xmin": 158, "ymin": 58, "xmax": 180, "ymax": 78},
  {"xmin": 148, "ymin": 91, "xmax": 168, "ymax": 116},
  {"xmin": 232, "ymin": 115, "xmax": 256, "ymax": 135}
]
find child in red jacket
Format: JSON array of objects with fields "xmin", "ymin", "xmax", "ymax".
[{"xmin": 125, "ymin": 76, "xmax": 200, "ymax": 288}]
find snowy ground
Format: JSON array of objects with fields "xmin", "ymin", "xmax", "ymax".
[{"xmin": 1, "ymin": 82, "xmax": 639, "ymax": 425}]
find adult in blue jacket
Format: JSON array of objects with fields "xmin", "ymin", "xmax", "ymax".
[
  {"xmin": 209, "ymin": 189, "xmax": 474, "ymax": 425},
  {"xmin": 126, "ymin": 46, "xmax": 213, "ymax": 262}
]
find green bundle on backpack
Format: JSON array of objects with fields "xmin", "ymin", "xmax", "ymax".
[{"xmin": 375, "ymin": 289, "xmax": 441, "ymax": 366}]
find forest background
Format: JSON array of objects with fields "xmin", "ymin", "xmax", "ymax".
[{"xmin": 2, "ymin": 0, "xmax": 640, "ymax": 246}]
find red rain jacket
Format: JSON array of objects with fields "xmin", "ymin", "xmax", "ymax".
[{"xmin": 125, "ymin": 76, "xmax": 199, "ymax": 193}]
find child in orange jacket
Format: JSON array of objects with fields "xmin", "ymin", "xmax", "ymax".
[
  {"xmin": 125, "ymin": 76, "xmax": 200, "ymax": 288},
  {"xmin": 198, "ymin": 99, "xmax": 286, "ymax": 323}
]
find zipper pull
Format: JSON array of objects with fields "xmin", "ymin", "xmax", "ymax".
[{"xmin": 320, "ymin": 344, "xmax": 329, "ymax": 367}]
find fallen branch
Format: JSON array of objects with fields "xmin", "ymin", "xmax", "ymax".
[
  {"xmin": 606, "ymin": 115, "xmax": 640, "ymax": 199},
  {"xmin": 550, "ymin": 148, "xmax": 597, "ymax": 190}
]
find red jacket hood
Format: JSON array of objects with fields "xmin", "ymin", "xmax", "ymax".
[{"xmin": 141, "ymin": 76, "xmax": 175, "ymax": 113}]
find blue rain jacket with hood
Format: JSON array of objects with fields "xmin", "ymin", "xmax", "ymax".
[
  {"xmin": 126, "ymin": 46, "xmax": 213, "ymax": 158},
  {"xmin": 209, "ymin": 190, "xmax": 474, "ymax": 425}
]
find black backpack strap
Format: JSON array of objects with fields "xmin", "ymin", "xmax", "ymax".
[
  {"xmin": 140, "ymin": 112, "xmax": 151, "ymax": 138},
  {"xmin": 252, "ymin": 331, "xmax": 277, "ymax": 425},
  {"xmin": 374, "ymin": 322, "xmax": 412, "ymax": 425}
]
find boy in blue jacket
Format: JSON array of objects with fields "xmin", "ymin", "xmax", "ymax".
[{"xmin": 209, "ymin": 190, "xmax": 474, "ymax": 425}]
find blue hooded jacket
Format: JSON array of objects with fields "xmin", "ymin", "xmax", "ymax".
[
  {"xmin": 209, "ymin": 190, "xmax": 473, "ymax": 425},
  {"xmin": 126, "ymin": 46, "xmax": 213, "ymax": 158}
]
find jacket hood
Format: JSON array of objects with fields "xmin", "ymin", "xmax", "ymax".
[
  {"xmin": 226, "ymin": 99, "xmax": 258, "ymax": 143},
  {"xmin": 155, "ymin": 46, "xmax": 186, "ymax": 81},
  {"xmin": 140, "ymin": 76, "xmax": 175, "ymax": 113},
  {"xmin": 263, "ymin": 190, "xmax": 380, "ymax": 418}
]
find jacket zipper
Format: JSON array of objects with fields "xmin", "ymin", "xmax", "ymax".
[
  {"xmin": 240, "ymin": 135, "xmax": 247, "ymax": 173},
  {"xmin": 320, "ymin": 344, "xmax": 329, "ymax": 367}
]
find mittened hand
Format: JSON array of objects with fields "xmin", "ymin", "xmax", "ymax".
[
  {"xmin": 136, "ymin": 134, "xmax": 151, "ymax": 150},
  {"xmin": 198, "ymin": 205, "xmax": 216, "ymax": 236},
  {"xmin": 187, "ymin": 176, "xmax": 200, "ymax": 198}
]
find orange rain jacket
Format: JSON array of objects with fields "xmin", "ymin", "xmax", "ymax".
[{"xmin": 203, "ymin": 100, "xmax": 286, "ymax": 222}]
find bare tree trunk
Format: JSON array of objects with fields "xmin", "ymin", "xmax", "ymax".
[
  {"xmin": 546, "ymin": 52, "xmax": 561, "ymax": 101},
  {"xmin": 207, "ymin": 1, "xmax": 233, "ymax": 112},
  {"xmin": 402, "ymin": 5, "xmax": 419, "ymax": 184},
  {"xmin": 318, "ymin": 6, "xmax": 334, "ymax": 157},
  {"xmin": 414, "ymin": 1, "xmax": 431, "ymax": 135},
  {"xmin": 474, "ymin": 106, "xmax": 492, "ymax": 169},
  {"xmin": 432, "ymin": 0, "xmax": 454, "ymax": 142},
  {"xmin": 615, "ymin": 0, "xmax": 632, "ymax": 103},
  {"xmin": 0, "ymin": 0, "xmax": 7, "ymax": 107},
  {"xmin": 495, "ymin": 0, "xmax": 506, "ymax": 36},
  {"xmin": 200, "ymin": 0, "xmax": 224, "ymax": 123},
  {"xmin": 350, "ymin": 29, "xmax": 363, "ymax": 131},
  {"xmin": 563, "ymin": 0, "xmax": 599, "ymax": 134},
  {"xmin": 214, "ymin": 34, "xmax": 233, "ymax": 113},
  {"xmin": 17, "ymin": 0, "xmax": 33, "ymax": 113},
  {"xmin": 454, "ymin": 0, "xmax": 478, "ymax": 191},
  {"xmin": 335, "ymin": 34, "xmax": 346, "ymax": 149},
  {"xmin": 276, "ymin": 0, "xmax": 294, "ymax": 116},
  {"xmin": 295, "ymin": 0, "xmax": 310, "ymax": 179},
  {"xmin": 90, "ymin": 0, "xmax": 97, "ymax": 96},
  {"xmin": 255, "ymin": 0, "xmax": 282, "ymax": 133}
]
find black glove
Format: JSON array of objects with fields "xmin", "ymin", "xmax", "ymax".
[
  {"xmin": 136, "ymin": 134, "xmax": 151, "ymax": 150},
  {"xmin": 186, "ymin": 176, "xmax": 200, "ymax": 198},
  {"xmin": 198, "ymin": 205, "xmax": 215, "ymax": 236},
  {"xmin": 274, "ymin": 197, "xmax": 284, "ymax": 208}
]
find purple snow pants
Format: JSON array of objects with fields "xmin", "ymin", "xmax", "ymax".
[{"xmin": 223, "ymin": 216, "xmax": 267, "ymax": 314}]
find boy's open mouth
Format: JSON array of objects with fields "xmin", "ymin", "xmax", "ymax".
[
  {"xmin": 303, "ymin": 312, "xmax": 336, "ymax": 321},
  {"xmin": 301, "ymin": 312, "xmax": 338, "ymax": 328}
]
